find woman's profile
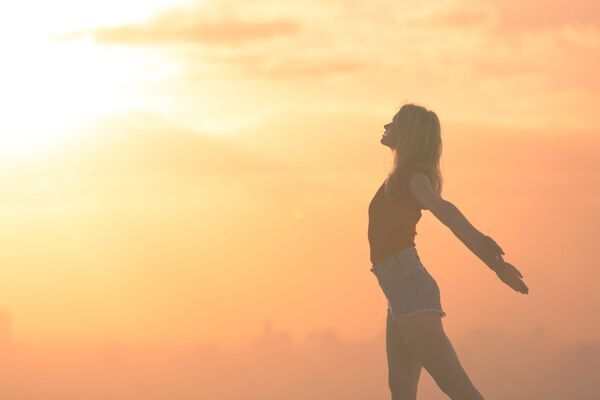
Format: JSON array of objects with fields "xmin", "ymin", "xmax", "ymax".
[{"xmin": 367, "ymin": 103, "xmax": 529, "ymax": 400}]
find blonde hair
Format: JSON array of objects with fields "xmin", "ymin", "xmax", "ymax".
[{"xmin": 383, "ymin": 103, "xmax": 443, "ymax": 199}]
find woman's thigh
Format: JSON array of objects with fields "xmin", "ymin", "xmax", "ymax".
[
  {"xmin": 393, "ymin": 312, "xmax": 481, "ymax": 399},
  {"xmin": 386, "ymin": 308, "xmax": 422, "ymax": 399},
  {"xmin": 393, "ymin": 310, "xmax": 447, "ymax": 361}
]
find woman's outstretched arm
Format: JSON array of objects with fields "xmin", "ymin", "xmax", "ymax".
[
  {"xmin": 408, "ymin": 173, "xmax": 503, "ymax": 268},
  {"xmin": 409, "ymin": 172, "xmax": 529, "ymax": 294}
]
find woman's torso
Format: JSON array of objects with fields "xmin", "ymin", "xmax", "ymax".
[{"xmin": 368, "ymin": 161, "xmax": 428, "ymax": 266}]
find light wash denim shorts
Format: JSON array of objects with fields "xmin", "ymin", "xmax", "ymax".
[{"xmin": 370, "ymin": 246, "xmax": 447, "ymax": 319}]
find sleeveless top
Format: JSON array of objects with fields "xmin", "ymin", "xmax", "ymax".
[{"xmin": 368, "ymin": 161, "xmax": 429, "ymax": 266}]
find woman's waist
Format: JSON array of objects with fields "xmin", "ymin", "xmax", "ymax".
[{"xmin": 371, "ymin": 245, "xmax": 421, "ymax": 271}]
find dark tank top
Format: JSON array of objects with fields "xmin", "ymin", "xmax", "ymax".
[{"xmin": 368, "ymin": 161, "xmax": 429, "ymax": 266}]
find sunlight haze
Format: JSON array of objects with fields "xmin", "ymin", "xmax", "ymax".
[{"xmin": 0, "ymin": 1, "xmax": 598, "ymax": 399}]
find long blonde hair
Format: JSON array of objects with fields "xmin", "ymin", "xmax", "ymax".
[{"xmin": 383, "ymin": 103, "xmax": 443, "ymax": 199}]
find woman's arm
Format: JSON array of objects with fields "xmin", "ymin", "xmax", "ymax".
[
  {"xmin": 409, "ymin": 172, "xmax": 529, "ymax": 293},
  {"xmin": 432, "ymin": 199, "xmax": 486, "ymax": 248},
  {"xmin": 408, "ymin": 173, "xmax": 501, "ymax": 267}
]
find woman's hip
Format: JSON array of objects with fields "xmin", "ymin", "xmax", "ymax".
[{"xmin": 370, "ymin": 246, "xmax": 446, "ymax": 319}]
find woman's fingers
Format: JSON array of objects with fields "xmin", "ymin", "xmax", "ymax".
[
  {"xmin": 514, "ymin": 279, "xmax": 529, "ymax": 294},
  {"xmin": 504, "ymin": 261, "xmax": 523, "ymax": 278},
  {"xmin": 482, "ymin": 235, "xmax": 505, "ymax": 256},
  {"xmin": 490, "ymin": 237, "xmax": 505, "ymax": 255},
  {"xmin": 495, "ymin": 239, "xmax": 505, "ymax": 255},
  {"xmin": 497, "ymin": 267, "xmax": 529, "ymax": 294},
  {"xmin": 512, "ymin": 277, "xmax": 528, "ymax": 294}
]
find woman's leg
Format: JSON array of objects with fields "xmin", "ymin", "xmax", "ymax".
[
  {"xmin": 386, "ymin": 307, "xmax": 422, "ymax": 400},
  {"xmin": 394, "ymin": 312, "xmax": 485, "ymax": 400}
]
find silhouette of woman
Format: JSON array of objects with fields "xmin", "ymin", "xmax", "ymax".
[{"xmin": 367, "ymin": 103, "xmax": 529, "ymax": 400}]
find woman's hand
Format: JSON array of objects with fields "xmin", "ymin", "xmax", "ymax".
[
  {"xmin": 454, "ymin": 230, "xmax": 528, "ymax": 294},
  {"xmin": 470, "ymin": 234, "xmax": 529, "ymax": 293},
  {"xmin": 472, "ymin": 234, "xmax": 506, "ymax": 271},
  {"xmin": 494, "ymin": 260, "xmax": 529, "ymax": 294},
  {"xmin": 477, "ymin": 234, "xmax": 505, "ymax": 258}
]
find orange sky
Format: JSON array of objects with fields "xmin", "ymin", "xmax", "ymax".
[{"xmin": 0, "ymin": 1, "xmax": 599, "ymax": 398}]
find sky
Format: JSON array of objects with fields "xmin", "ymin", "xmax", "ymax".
[{"xmin": 0, "ymin": 1, "xmax": 599, "ymax": 399}]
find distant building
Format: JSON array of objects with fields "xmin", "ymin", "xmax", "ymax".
[{"xmin": 251, "ymin": 320, "xmax": 293, "ymax": 354}]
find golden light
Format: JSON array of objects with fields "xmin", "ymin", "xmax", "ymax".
[{"xmin": 0, "ymin": 0, "xmax": 188, "ymax": 162}]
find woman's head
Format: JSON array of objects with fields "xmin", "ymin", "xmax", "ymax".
[{"xmin": 382, "ymin": 103, "xmax": 443, "ymax": 198}]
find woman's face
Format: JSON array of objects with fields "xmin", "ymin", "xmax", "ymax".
[{"xmin": 380, "ymin": 121, "xmax": 396, "ymax": 149}]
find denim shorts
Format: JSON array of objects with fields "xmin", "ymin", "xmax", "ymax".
[{"xmin": 370, "ymin": 246, "xmax": 446, "ymax": 319}]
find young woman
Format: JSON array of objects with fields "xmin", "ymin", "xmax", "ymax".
[{"xmin": 367, "ymin": 103, "xmax": 529, "ymax": 400}]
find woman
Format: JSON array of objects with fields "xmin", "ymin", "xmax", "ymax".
[{"xmin": 367, "ymin": 103, "xmax": 529, "ymax": 400}]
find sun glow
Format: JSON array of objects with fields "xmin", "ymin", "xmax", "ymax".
[
  {"xmin": 0, "ymin": 1, "xmax": 188, "ymax": 162},
  {"xmin": 1, "ymin": 40, "xmax": 134, "ymax": 158}
]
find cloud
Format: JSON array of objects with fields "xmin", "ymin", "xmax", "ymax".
[
  {"xmin": 52, "ymin": 0, "xmax": 600, "ymax": 127},
  {"xmin": 402, "ymin": 3, "xmax": 496, "ymax": 30},
  {"xmin": 485, "ymin": 0, "xmax": 600, "ymax": 33},
  {"xmin": 193, "ymin": 52, "xmax": 369, "ymax": 80},
  {"xmin": 71, "ymin": 6, "xmax": 301, "ymax": 46},
  {"xmin": 403, "ymin": 0, "xmax": 600, "ymax": 34}
]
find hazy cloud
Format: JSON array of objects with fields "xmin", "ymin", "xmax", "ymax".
[
  {"xmin": 66, "ymin": 6, "xmax": 300, "ymax": 46},
  {"xmin": 402, "ymin": 3, "xmax": 496, "ymax": 30},
  {"xmin": 190, "ymin": 52, "xmax": 369, "ymax": 80},
  {"xmin": 54, "ymin": 0, "xmax": 600, "ymax": 128},
  {"xmin": 486, "ymin": 0, "xmax": 600, "ymax": 33}
]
